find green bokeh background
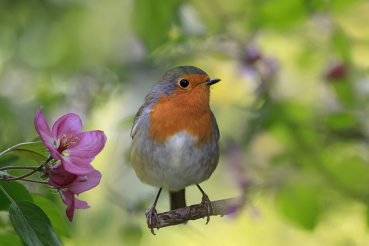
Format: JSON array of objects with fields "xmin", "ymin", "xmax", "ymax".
[{"xmin": 1, "ymin": 0, "xmax": 369, "ymax": 245}]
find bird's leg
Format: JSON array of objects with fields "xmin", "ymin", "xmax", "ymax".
[
  {"xmin": 196, "ymin": 184, "xmax": 213, "ymax": 225},
  {"xmin": 146, "ymin": 188, "xmax": 162, "ymax": 235}
]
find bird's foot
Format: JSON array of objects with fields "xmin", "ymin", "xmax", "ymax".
[
  {"xmin": 200, "ymin": 193, "xmax": 213, "ymax": 225},
  {"xmin": 146, "ymin": 205, "xmax": 160, "ymax": 235}
]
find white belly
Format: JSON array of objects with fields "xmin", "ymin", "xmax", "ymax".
[{"xmin": 131, "ymin": 130, "xmax": 219, "ymax": 191}]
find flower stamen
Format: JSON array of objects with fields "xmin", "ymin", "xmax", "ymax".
[{"xmin": 57, "ymin": 134, "xmax": 80, "ymax": 152}]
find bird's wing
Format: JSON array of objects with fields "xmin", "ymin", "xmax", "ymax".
[
  {"xmin": 130, "ymin": 102, "xmax": 150, "ymax": 139},
  {"xmin": 210, "ymin": 110, "xmax": 220, "ymax": 140}
]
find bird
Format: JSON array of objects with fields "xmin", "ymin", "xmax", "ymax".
[{"xmin": 130, "ymin": 66, "xmax": 220, "ymax": 235}]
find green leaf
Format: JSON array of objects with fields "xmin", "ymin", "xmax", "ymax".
[
  {"xmin": 326, "ymin": 112, "xmax": 358, "ymax": 130},
  {"xmin": 321, "ymin": 151, "xmax": 369, "ymax": 195},
  {"xmin": 9, "ymin": 201, "xmax": 62, "ymax": 246},
  {"xmin": 0, "ymin": 182, "xmax": 33, "ymax": 211},
  {"xmin": 31, "ymin": 194, "xmax": 70, "ymax": 238},
  {"xmin": 31, "ymin": 136, "xmax": 42, "ymax": 142},
  {"xmin": 0, "ymin": 142, "xmax": 48, "ymax": 164},
  {"xmin": 0, "ymin": 153, "xmax": 19, "ymax": 168},
  {"xmin": 332, "ymin": 28, "xmax": 352, "ymax": 63},
  {"xmin": 276, "ymin": 181, "xmax": 321, "ymax": 230},
  {"xmin": 331, "ymin": 79, "xmax": 355, "ymax": 107}
]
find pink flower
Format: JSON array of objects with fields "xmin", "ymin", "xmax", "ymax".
[
  {"xmin": 48, "ymin": 163, "xmax": 102, "ymax": 221},
  {"xmin": 34, "ymin": 107, "xmax": 107, "ymax": 175}
]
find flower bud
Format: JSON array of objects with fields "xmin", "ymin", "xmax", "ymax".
[{"xmin": 325, "ymin": 63, "xmax": 347, "ymax": 81}]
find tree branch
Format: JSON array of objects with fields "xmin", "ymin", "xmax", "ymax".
[{"xmin": 147, "ymin": 197, "xmax": 243, "ymax": 230}]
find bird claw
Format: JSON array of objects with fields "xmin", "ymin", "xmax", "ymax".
[
  {"xmin": 200, "ymin": 193, "xmax": 213, "ymax": 225},
  {"xmin": 146, "ymin": 206, "xmax": 160, "ymax": 235}
]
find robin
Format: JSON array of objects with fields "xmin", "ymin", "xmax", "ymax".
[{"xmin": 130, "ymin": 66, "xmax": 220, "ymax": 234}]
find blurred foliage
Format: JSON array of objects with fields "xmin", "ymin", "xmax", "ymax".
[{"xmin": 1, "ymin": 0, "xmax": 369, "ymax": 245}]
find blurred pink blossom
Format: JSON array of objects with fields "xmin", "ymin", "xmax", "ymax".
[
  {"xmin": 242, "ymin": 43, "xmax": 262, "ymax": 65},
  {"xmin": 325, "ymin": 63, "xmax": 347, "ymax": 81},
  {"xmin": 228, "ymin": 144, "xmax": 250, "ymax": 189}
]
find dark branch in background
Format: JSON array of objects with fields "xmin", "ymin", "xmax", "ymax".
[{"xmin": 147, "ymin": 197, "xmax": 244, "ymax": 230}]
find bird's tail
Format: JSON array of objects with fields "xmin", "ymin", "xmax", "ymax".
[{"xmin": 169, "ymin": 189, "xmax": 186, "ymax": 210}]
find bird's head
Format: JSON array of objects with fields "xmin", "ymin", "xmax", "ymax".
[{"xmin": 149, "ymin": 66, "xmax": 221, "ymax": 106}]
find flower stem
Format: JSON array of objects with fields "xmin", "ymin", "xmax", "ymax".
[
  {"xmin": 0, "ymin": 184, "xmax": 15, "ymax": 203},
  {"xmin": 0, "ymin": 166, "xmax": 40, "ymax": 171},
  {"xmin": 1, "ymin": 173, "xmax": 49, "ymax": 184},
  {"xmin": 0, "ymin": 164, "xmax": 44, "ymax": 181},
  {"xmin": 17, "ymin": 178, "xmax": 49, "ymax": 185},
  {"xmin": 0, "ymin": 155, "xmax": 53, "ymax": 182}
]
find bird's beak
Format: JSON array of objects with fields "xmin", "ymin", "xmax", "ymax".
[{"xmin": 201, "ymin": 78, "xmax": 221, "ymax": 86}]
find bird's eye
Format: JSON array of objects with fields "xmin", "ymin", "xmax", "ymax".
[{"xmin": 179, "ymin": 79, "xmax": 189, "ymax": 88}]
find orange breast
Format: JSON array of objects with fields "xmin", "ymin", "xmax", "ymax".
[{"xmin": 148, "ymin": 76, "xmax": 214, "ymax": 146}]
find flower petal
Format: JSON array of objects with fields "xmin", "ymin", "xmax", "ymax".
[
  {"xmin": 34, "ymin": 107, "xmax": 53, "ymax": 146},
  {"xmin": 44, "ymin": 142, "xmax": 63, "ymax": 161},
  {"xmin": 74, "ymin": 197, "xmax": 90, "ymax": 209},
  {"xmin": 65, "ymin": 131, "xmax": 107, "ymax": 159},
  {"xmin": 60, "ymin": 190, "xmax": 75, "ymax": 222},
  {"xmin": 61, "ymin": 156, "xmax": 95, "ymax": 175},
  {"xmin": 68, "ymin": 170, "xmax": 102, "ymax": 194},
  {"xmin": 48, "ymin": 163, "xmax": 76, "ymax": 187},
  {"xmin": 52, "ymin": 113, "xmax": 82, "ymax": 148}
]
